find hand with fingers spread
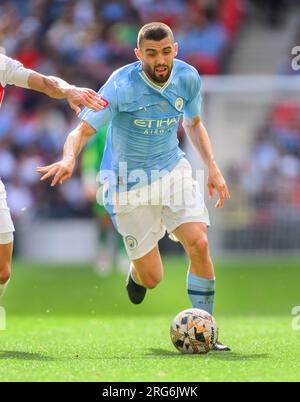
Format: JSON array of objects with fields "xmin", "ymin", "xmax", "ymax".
[
  {"xmin": 208, "ymin": 161, "xmax": 230, "ymax": 209},
  {"xmin": 36, "ymin": 157, "xmax": 76, "ymax": 187},
  {"xmin": 65, "ymin": 87, "xmax": 107, "ymax": 115}
]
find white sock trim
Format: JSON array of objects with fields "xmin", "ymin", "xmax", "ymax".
[
  {"xmin": 130, "ymin": 264, "xmax": 141, "ymax": 285},
  {"xmin": 0, "ymin": 279, "xmax": 10, "ymax": 298}
]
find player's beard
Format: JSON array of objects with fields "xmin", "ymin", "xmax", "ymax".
[{"xmin": 143, "ymin": 62, "xmax": 173, "ymax": 84}]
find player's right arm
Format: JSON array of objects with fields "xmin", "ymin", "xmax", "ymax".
[
  {"xmin": 36, "ymin": 121, "xmax": 96, "ymax": 187},
  {"xmin": 36, "ymin": 74, "xmax": 118, "ymax": 187}
]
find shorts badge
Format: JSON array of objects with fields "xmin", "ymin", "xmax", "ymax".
[{"xmin": 125, "ymin": 235, "xmax": 138, "ymax": 251}]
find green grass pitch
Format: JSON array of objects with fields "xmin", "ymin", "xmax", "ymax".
[{"xmin": 0, "ymin": 257, "xmax": 300, "ymax": 382}]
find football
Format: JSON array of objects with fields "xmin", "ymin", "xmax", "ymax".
[{"xmin": 170, "ymin": 308, "xmax": 218, "ymax": 354}]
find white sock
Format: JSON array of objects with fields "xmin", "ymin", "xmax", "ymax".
[
  {"xmin": 130, "ymin": 264, "xmax": 142, "ymax": 286},
  {"xmin": 0, "ymin": 279, "xmax": 10, "ymax": 298}
]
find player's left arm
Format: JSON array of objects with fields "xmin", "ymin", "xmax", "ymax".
[
  {"xmin": 183, "ymin": 116, "xmax": 230, "ymax": 209},
  {"xmin": 183, "ymin": 71, "xmax": 230, "ymax": 208},
  {"xmin": 28, "ymin": 72, "xmax": 104, "ymax": 115}
]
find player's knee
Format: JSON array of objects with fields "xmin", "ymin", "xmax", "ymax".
[
  {"xmin": 187, "ymin": 235, "xmax": 210, "ymax": 260},
  {"xmin": 0, "ymin": 262, "xmax": 11, "ymax": 284},
  {"xmin": 141, "ymin": 271, "xmax": 163, "ymax": 289},
  {"xmin": 143, "ymin": 277, "xmax": 160, "ymax": 289}
]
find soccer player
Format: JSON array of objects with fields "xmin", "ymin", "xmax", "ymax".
[
  {"xmin": 37, "ymin": 23, "xmax": 231, "ymax": 351},
  {"xmin": 0, "ymin": 53, "xmax": 105, "ymax": 299}
]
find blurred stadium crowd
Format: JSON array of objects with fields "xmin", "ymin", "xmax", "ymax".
[
  {"xmin": 0, "ymin": 0, "xmax": 246, "ymax": 221},
  {"xmin": 224, "ymin": 1, "xmax": 300, "ymax": 249},
  {"xmin": 224, "ymin": 99, "xmax": 300, "ymax": 250}
]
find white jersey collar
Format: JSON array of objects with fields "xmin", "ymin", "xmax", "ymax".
[{"xmin": 139, "ymin": 67, "xmax": 174, "ymax": 93}]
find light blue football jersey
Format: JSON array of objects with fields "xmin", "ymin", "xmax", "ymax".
[{"xmin": 79, "ymin": 59, "xmax": 202, "ymax": 191}]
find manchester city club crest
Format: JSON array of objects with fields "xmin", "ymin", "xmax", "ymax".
[
  {"xmin": 175, "ymin": 97, "xmax": 184, "ymax": 111},
  {"xmin": 125, "ymin": 235, "xmax": 138, "ymax": 250}
]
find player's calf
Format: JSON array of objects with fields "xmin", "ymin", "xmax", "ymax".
[
  {"xmin": 126, "ymin": 264, "xmax": 163, "ymax": 304},
  {"xmin": 137, "ymin": 271, "xmax": 163, "ymax": 289},
  {"xmin": 0, "ymin": 265, "xmax": 10, "ymax": 284},
  {"xmin": 126, "ymin": 247, "xmax": 163, "ymax": 304},
  {"xmin": 186, "ymin": 236, "xmax": 213, "ymax": 278}
]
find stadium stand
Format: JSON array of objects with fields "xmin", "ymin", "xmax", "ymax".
[{"xmin": 224, "ymin": 100, "xmax": 300, "ymax": 251}]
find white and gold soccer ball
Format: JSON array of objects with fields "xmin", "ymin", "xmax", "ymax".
[{"xmin": 170, "ymin": 308, "xmax": 218, "ymax": 354}]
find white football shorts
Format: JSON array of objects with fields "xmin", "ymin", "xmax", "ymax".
[
  {"xmin": 0, "ymin": 180, "xmax": 15, "ymax": 244},
  {"xmin": 104, "ymin": 158, "xmax": 210, "ymax": 260}
]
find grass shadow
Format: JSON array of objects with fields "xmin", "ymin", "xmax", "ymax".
[
  {"xmin": 204, "ymin": 352, "xmax": 270, "ymax": 361},
  {"xmin": 148, "ymin": 348, "xmax": 270, "ymax": 361},
  {"xmin": 0, "ymin": 351, "xmax": 55, "ymax": 361}
]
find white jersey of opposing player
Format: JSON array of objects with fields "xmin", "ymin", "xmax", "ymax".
[
  {"xmin": 0, "ymin": 54, "xmax": 31, "ymax": 106},
  {"xmin": 0, "ymin": 54, "xmax": 32, "ymax": 196},
  {"xmin": 0, "ymin": 55, "xmax": 35, "ymax": 242}
]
